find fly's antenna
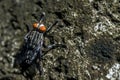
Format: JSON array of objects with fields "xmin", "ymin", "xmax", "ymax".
[
  {"xmin": 51, "ymin": 19, "xmax": 59, "ymax": 28},
  {"xmin": 39, "ymin": 12, "xmax": 45, "ymax": 24}
]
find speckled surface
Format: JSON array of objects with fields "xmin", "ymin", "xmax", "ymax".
[{"xmin": 0, "ymin": 0, "xmax": 120, "ymax": 80}]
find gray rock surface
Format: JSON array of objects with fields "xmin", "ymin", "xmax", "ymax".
[{"xmin": 0, "ymin": 0, "xmax": 120, "ymax": 80}]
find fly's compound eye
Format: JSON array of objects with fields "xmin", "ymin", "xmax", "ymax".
[
  {"xmin": 39, "ymin": 24, "xmax": 46, "ymax": 32},
  {"xmin": 33, "ymin": 23, "xmax": 46, "ymax": 32},
  {"xmin": 33, "ymin": 22, "xmax": 39, "ymax": 29}
]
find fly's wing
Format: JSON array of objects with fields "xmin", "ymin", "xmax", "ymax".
[
  {"xmin": 13, "ymin": 44, "xmax": 38, "ymax": 79},
  {"xmin": 13, "ymin": 43, "xmax": 29, "ymax": 68},
  {"xmin": 13, "ymin": 31, "xmax": 42, "ymax": 68}
]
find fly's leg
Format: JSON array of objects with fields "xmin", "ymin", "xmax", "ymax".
[
  {"xmin": 45, "ymin": 19, "xmax": 59, "ymax": 33},
  {"xmin": 46, "ymin": 44, "xmax": 66, "ymax": 49},
  {"xmin": 39, "ymin": 12, "xmax": 45, "ymax": 23},
  {"xmin": 42, "ymin": 44, "xmax": 66, "ymax": 56}
]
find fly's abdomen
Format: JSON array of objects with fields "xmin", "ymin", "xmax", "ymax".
[
  {"xmin": 25, "ymin": 50, "xmax": 38, "ymax": 64},
  {"xmin": 14, "ymin": 30, "xmax": 43, "ymax": 70}
]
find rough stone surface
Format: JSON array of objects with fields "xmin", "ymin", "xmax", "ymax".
[{"xmin": 0, "ymin": 0, "xmax": 120, "ymax": 80}]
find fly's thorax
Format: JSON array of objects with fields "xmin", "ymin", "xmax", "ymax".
[{"xmin": 27, "ymin": 31, "xmax": 43, "ymax": 48}]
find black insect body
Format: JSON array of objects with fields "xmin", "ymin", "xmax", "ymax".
[{"xmin": 13, "ymin": 13, "xmax": 66, "ymax": 79}]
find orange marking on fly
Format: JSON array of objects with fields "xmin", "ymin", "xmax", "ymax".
[
  {"xmin": 33, "ymin": 23, "xmax": 46, "ymax": 32},
  {"xmin": 33, "ymin": 22, "xmax": 39, "ymax": 29},
  {"xmin": 39, "ymin": 24, "xmax": 46, "ymax": 32}
]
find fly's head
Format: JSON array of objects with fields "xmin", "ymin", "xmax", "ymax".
[
  {"xmin": 32, "ymin": 12, "xmax": 46, "ymax": 33},
  {"xmin": 33, "ymin": 23, "xmax": 46, "ymax": 33}
]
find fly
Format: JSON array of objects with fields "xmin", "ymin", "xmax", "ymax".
[{"xmin": 13, "ymin": 12, "xmax": 66, "ymax": 79}]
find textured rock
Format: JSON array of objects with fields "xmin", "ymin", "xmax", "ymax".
[{"xmin": 0, "ymin": 0, "xmax": 119, "ymax": 80}]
